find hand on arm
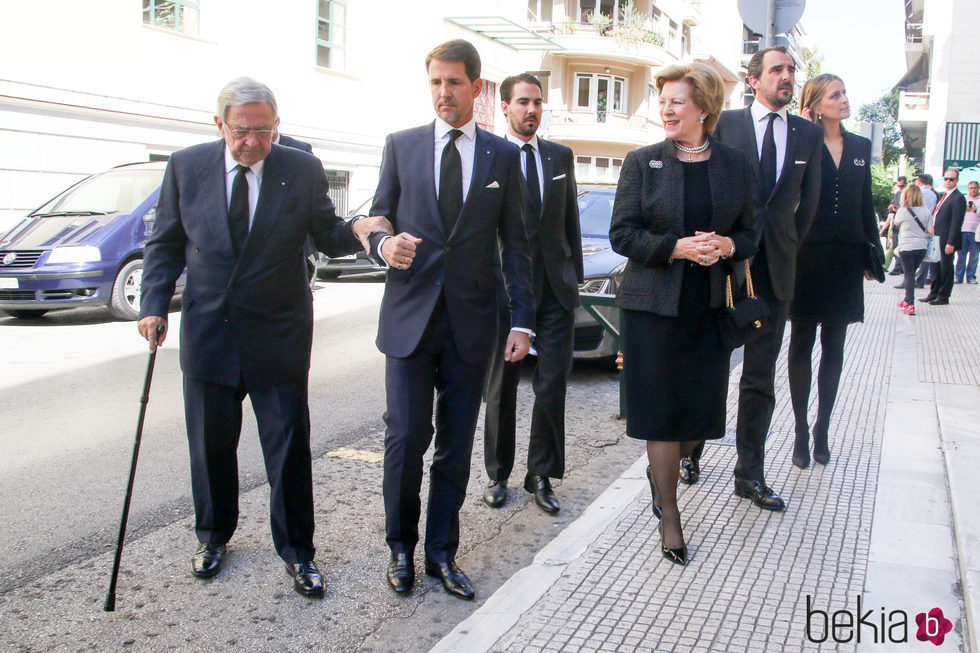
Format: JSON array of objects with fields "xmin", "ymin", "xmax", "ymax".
[
  {"xmin": 352, "ymin": 215, "xmax": 394, "ymax": 254},
  {"xmin": 380, "ymin": 233, "xmax": 422, "ymax": 269}
]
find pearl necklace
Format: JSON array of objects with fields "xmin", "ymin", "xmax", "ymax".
[{"xmin": 675, "ymin": 139, "xmax": 710, "ymax": 162}]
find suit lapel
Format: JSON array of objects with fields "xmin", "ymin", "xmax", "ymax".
[
  {"xmin": 740, "ymin": 108, "xmax": 764, "ymax": 194},
  {"xmin": 453, "ymin": 128, "xmax": 494, "ymax": 240},
  {"xmin": 197, "ymin": 142, "xmax": 235, "ymax": 254},
  {"xmin": 239, "ymin": 146, "xmax": 289, "ymax": 267},
  {"xmin": 538, "ymin": 139, "xmax": 554, "ymax": 220},
  {"xmin": 769, "ymin": 115, "xmax": 800, "ymax": 200}
]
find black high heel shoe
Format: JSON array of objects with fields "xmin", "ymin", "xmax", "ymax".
[
  {"xmin": 812, "ymin": 425, "xmax": 831, "ymax": 465},
  {"xmin": 658, "ymin": 522, "xmax": 687, "ymax": 566},
  {"xmin": 645, "ymin": 465, "xmax": 662, "ymax": 520}
]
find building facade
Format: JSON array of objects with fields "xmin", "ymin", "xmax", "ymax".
[{"xmin": 1, "ymin": 1, "xmax": 791, "ymax": 228}]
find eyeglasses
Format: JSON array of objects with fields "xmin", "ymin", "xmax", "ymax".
[
  {"xmin": 225, "ymin": 126, "xmax": 275, "ymax": 140},
  {"xmin": 944, "ymin": 177, "xmax": 958, "ymax": 182}
]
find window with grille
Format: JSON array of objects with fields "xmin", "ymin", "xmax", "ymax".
[
  {"xmin": 142, "ymin": 0, "xmax": 199, "ymax": 35},
  {"xmin": 316, "ymin": 0, "xmax": 346, "ymax": 71},
  {"xmin": 474, "ymin": 80, "xmax": 497, "ymax": 131},
  {"xmin": 574, "ymin": 73, "xmax": 627, "ymax": 121}
]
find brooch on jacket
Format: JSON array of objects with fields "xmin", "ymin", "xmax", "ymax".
[
  {"xmin": 853, "ymin": 158, "xmax": 866, "ymax": 167},
  {"xmin": 649, "ymin": 160, "xmax": 664, "ymax": 169}
]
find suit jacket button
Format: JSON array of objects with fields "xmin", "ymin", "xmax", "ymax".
[{"xmin": 436, "ymin": 280, "xmax": 443, "ymax": 286}]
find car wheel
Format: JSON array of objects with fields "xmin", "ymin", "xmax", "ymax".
[
  {"xmin": 4, "ymin": 309, "xmax": 49, "ymax": 319},
  {"xmin": 109, "ymin": 259, "xmax": 143, "ymax": 321}
]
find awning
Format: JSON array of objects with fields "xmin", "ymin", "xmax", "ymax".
[{"xmin": 445, "ymin": 16, "xmax": 565, "ymax": 51}]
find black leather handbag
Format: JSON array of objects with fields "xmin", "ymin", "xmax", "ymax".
[
  {"xmin": 720, "ymin": 260, "xmax": 769, "ymax": 351},
  {"xmin": 864, "ymin": 241, "xmax": 886, "ymax": 283}
]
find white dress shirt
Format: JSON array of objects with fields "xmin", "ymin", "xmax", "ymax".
[
  {"xmin": 750, "ymin": 101, "xmax": 789, "ymax": 183},
  {"xmin": 505, "ymin": 132, "xmax": 544, "ymax": 205},
  {"xmin": 223, "ymin": 148, "xmax": 264, "ymax": 228},
  {"xmin": 434, "ymin": 118, "xmax": 477, "ymax": 202}
]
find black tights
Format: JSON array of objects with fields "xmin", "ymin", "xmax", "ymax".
[
  {"xmin": 647, "ymin": 440, "xmax": 700, "ymax": 549},
  {"xmin": 787, "ymin": 320, "xmax": 847, "ymax": 455}
]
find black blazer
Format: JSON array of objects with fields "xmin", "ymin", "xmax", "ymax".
[
  {"xmin": 609, "ymin": 139, "xmax": 760, "ymax": 316},
  {"xmin": 530, "ymin": 138, "xmax": 584, "ymax": 310},
  {"xmin": 278, "ymin": 134, "xmax": 313, "ymax": 153},
  {"xmin": 714, "ymin": 106, "xmax": 823, "ymax": 301},
  {"xmin": 934, "ymin": 188, "xmax": 967, "ymax": 250},
  {"xmin": 140, "ymin": 141, "xmax": 360, "ymax": 388},
  {"xmin": 804, "ymin": 130, "xmax": 881, "ymax": 248},
  {"xmin": 369, "ymin": 123, "xmax": 534, "ymax": 364}
]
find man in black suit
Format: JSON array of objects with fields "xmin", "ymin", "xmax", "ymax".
[
  {"xmin": 137, "ymin": 77, "xmax": 389, "ymax": 597},
  {"xmin": 367, "ymin": 40, "xmax": 534, "ymax": 600},
  {"xmin": 694, "ymin": 47, "xmax": 823, "ymax": 511},
  {"xmin": 922, "ymin": 168, "xmax": 967, "ymax": 305},
  {"xmin": 481, "ymin": 74, "xmax": 583, "ymax": 514}
]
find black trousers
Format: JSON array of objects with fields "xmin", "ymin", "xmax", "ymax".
[
  {"xmin": 930, "ymin": 248, "xmax": 956, "ymax": 299},
  {"xmin": 483, "ymin": 278, "xmax": 574, "ymax": 482},
  {"xmin": 733, "ymin": 256, "xmax": 790, "ymax": 483},
  {"xmin": 382, "ymin": 298, "xmax": 488, "ymax": 563},
  {"xmin": 899, "ymin": 249, "xmax": 926, "ymax": 305},
  {"xmin": 183, "ymin": 375, "xmax": 314, "ymax": 564}
]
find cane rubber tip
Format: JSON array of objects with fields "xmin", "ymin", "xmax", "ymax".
[{"xmin": 103, "ymin": 595, "xmax": 116, "ymax": 612}]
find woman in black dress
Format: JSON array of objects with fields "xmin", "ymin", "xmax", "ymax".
[
  {"xmin": 609, "ymin": 63, "xmax": 759, "ymax": 565},
  {"xmin": 788, "ymin": 74, "xmax": 883, "ymax": 468}
]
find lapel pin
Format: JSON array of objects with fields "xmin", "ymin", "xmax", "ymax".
[
  {"xmin": 649, "ymin": 160, "xmax": 663, "ymax": 169},
  {"xmin": 853, "ymin": 158, "xmax": 866, "ymax": 167}
]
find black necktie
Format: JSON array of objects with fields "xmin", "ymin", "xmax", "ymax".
[
  {"xmin": 522, "ymin": 143, "xmax": 541, "ymax": 220},
  {"xmin": 439, "ymin": 129, "xmax": 464, "ymax": 234},
  {"xmin": 228, "ymin": 164, "xmax": 250, "ymax": 256},
  {"xmin": 760, "ymin": 112, "xmax": 778, "ymax": 199}
]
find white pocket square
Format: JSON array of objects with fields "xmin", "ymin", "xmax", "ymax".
[
  {"xmin": 485, "ymin": 181, "xmax": 500, "ymax": 189},
  {"xmin": 552, "ymin": 173, "xmax": 566, "ymax": 181},
  {"xmin": 795, "ymin": 160, "xmax": 807, "ymax": 165}
]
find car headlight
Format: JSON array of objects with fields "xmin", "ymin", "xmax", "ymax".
[
  {"xmin": 46, "ymin": 246, "xmax": 102, "ymax": 264},
  {"xmin": 579, "ymin": 277, "xmax": 611, "ymax": 294}
]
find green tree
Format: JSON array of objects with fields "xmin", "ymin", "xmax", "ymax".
[
  {"xmin": 858, "ymin": 90, "xmax": 903, "ymax": 168},
  {"xmin": 800, "ymin": 46, "xmax": 823, "ymax": 79}
]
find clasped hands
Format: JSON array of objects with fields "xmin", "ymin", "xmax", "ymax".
[{"xmin": 672, "ymin": 231, "xmax": 733, "ymax": 266}]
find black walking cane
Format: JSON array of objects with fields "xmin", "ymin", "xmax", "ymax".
[{"xmin": 104, "ymin": 324, "xmax": 165, "ymax": 612}]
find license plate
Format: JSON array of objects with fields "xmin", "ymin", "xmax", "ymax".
[{"xmin": 0, "ymin": 278, "xmax": 18, "ymax": 289}]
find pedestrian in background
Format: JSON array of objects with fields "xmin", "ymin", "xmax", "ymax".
[
  {"xmin": 881, "ymin": 176, "xmax": 906, "ymax": 276},
  {"xmin": 893, "ymin": 184, "xmax": 933, "ymax": 315},
  {"xmin": 609, "ymin": 62, "xmax": 758, "ymax": 566},
  {"xmin": 787, "ymin": 74, "xmax": 883, "ymax": 469},
  {"xmin": 921, "ymin": 168, "xmax": 967, "ymax": 305},
  {"xmin": 954, "ymin": 180, "xmax": 979, "ymax": 284}
]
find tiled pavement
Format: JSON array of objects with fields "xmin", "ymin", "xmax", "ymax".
[{"xmin": 434, "ymin": 280, "xmax": 979, "ymax": 653}]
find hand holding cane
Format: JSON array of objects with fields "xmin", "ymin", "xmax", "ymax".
[{"xmin": 104, "ymin": 323, "xmax": 164, "ymax": 612}]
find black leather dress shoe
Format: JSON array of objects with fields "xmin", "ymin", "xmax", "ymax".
[
  {"xmin": 679, "ymin": 456, "xmax": 700, "ymax": 485},
  {"xmin": 482, "ymin": 480, "xmax": 507, "ymax": 508},
  {"xmin": 734, "ymin": 476, "xmax": 786, "ymax": 511},
  {"xmin": 191, "ymin": 543, "xmax": 226, "ymax": 578},
  {"xmin": 920, "ymin": 294, "xmax": 937, "ymax": 303},
  {"xmin": 386, "ymin": 553, "xmax": 415, "ymax": 595},
  {"xmin": 524, "ymin": 474, "xmax": 559, "ymax": 514},
  {"xmin": 286, "ymin": 560, "xmax": 324, "ymax": 598},
  {"xmin": 425, "ymin": 560, "xmax": 474, "ymax": 600},
  {"xmin": 928, "ymin": 297, "xmax": 949, "ymax": 305}
]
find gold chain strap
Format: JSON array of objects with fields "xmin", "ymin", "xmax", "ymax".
[{"xmin": 726, "ymin": 259, "xmax": 755, "ymax": 310}]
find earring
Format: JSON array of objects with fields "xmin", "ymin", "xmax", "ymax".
[
  {"xmin": 817, "ymin": 112, "xmax": 822, "ymax": 121},
  {"xmin": 699, "ymin": 116, "xmax": 705, "ymax": 124}
]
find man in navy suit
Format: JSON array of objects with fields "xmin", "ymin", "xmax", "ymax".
[
  {"xmin": 690, "ymin": 47, "xmax": 822, "ymax": 512},
  {"xmin": 368, "ymin": 40, "xmax": 534, "ymax": 600},
  {"xmin": 922, "ymin": 167, "xmax": 967, "ymax": 305},
  {"xmin": 137, "ymin": 77, "xmax": 389, "ymax": 597},
  {"xmin": 481, "ymin": 74, "xmax": 583, "ymax": 514}
]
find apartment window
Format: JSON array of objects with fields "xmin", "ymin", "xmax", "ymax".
[
  {"xmin": 647, "ymin": 85, "xmax": 659, "ymax": 121},
  {"xmin": 142, "ymin": 0, "xmax": 199, "ymax": 35},
  {"xmin": 575, "ymin": 155, "xmax": 624, "ymax": 182},
  {"xmin": 669, "ymin": 20, "xmax": 679, "ymax": 51},
  {"xmin": 527, "ymin": 71, "xmax": 551, "ymax": 104},
  {"xmin": 528, "ymin": 0, "xmax": 552, "ymax": 22},
  {"xmin": 651, "ymin": 4, "xmax": 661, "ymax": 25},
  {"xmin": 575, "ymin": 73, "xmax": 627, "ymax": 122},
  {"xmin": 682, "ymin": 25, "xmax": 691, "ymax": 55},
  {"xmin": 316, "ymin": 0, "xmax": 346, "ymax": 71}
]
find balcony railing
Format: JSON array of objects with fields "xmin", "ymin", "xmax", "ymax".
[{"xmin": 682, "ymin": 0, "xmax": 703, "ymax": 26}]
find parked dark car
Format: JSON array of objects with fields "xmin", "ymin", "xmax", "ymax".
[
  {"xmin": 0, "ymin": 161, "xmax": 318, "ymax": 321},
  {"xmin": 574, "ymin": 185, "xmax": 626, "ymax": 362}
]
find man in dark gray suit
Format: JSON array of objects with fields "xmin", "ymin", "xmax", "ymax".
[
  {"xmin": 138, "ymin": 77, "xmax": 390, "ymax": 597},
  {"xmin": 481, "ymin": 74, "xmax": 583, "ymax": 514},
  {"xmin": 687, "ymin": 47, "xmax": 823, "ymax": 511}
]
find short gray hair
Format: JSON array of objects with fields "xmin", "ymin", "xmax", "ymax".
[{"xmin": 216, "ymin": 77, "xmax": 278, "ymax": 122}]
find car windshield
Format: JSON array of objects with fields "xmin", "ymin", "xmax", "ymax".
[
  {"xmin": 32, "ymin": 167, "xmax": 165, "ymax": 216},
  {"xmin": 578, "ymin": 189, "xmax": 616, "ymax": 238}
]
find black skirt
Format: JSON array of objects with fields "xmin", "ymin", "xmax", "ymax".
[{"xmin": 790, "ymin": 241, "xmax": 866, "ymax": 324}]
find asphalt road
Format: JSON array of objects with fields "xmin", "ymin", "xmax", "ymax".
[{"xmin": 0, "ymin": 274, "xmax": 638, "ymax": 652}]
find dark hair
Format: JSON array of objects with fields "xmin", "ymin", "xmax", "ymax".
[
  {"xmin": 746, "ymin": 46, "xmax": 790, "ymax": 82},
  {"xmin": 916, "ymin": 173, "xmax": 933, "ymax": 186},
  {"xmin": 500, "ymin": 73, "xmax": 542, "ymax": 102},
  {"xmin": 944, "ymin": 168, "xmax": 959, "ymax": 180},
  {"xmin": 654, "ymin": 62, "xmax": 725, "ymax": 135},
  {"xmin": 897, "ymin": 176, "xmax": 907, "ymax": 184},
  {"xmin": 425, "ymin": 39, "xmax": 481, "ymax": 82}
]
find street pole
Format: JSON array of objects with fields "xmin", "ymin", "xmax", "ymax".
[{"xmin": 764, "ymin": 0, "xmax": 776, "ymax": 48}]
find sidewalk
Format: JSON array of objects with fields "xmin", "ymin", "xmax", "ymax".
[{"xmin": 434, "ymin": 281, "xmax": 980, "ymax": 653}]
